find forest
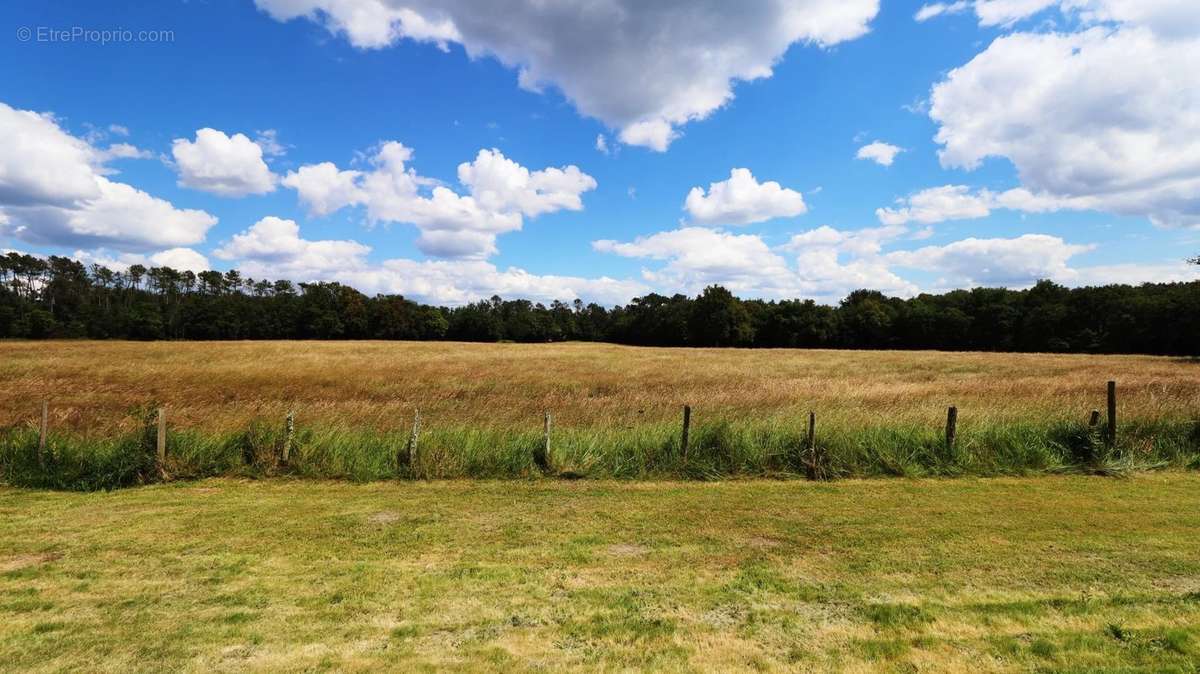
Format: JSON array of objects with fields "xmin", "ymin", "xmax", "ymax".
[{"xmin": 2, "ymin": 251, "xmax": 1199, "ymax": 354}]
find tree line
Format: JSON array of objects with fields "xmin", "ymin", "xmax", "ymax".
[{"xmin": 2, "ymin": 251, "xmax": 1199, "ymax": 354}]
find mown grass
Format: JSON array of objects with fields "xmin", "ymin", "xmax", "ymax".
[
  {"xmin": 2, "ymin": 341, "xmax": 1200, "ymax": 488},
  {"xmin": 2, "ymin": 475, "xmax": 1200, "ymax": 671}
]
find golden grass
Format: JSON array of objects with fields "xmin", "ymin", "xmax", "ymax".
[
  {"xmin": 2, "ymin": 340, "xmax": 1198, "ymax": 436},
  {"xmin": 2, "ymin": 475, "xmax": 1199, "ymax": 671}
]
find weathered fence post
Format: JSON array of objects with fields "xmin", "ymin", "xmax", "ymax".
[
  {"xmin": 1106, "ymin": 381, "xmax": 1117, "ymax": 445},
  {"xmin": 681, "ymin": 405, "xmax": 691, "ymax": 461},
  {"xmin": 1088, "ymin": 409, "xmax": 1101, "ymax": 427},
  {"xmin": 406, "ymin": 409, "xmax": 421, "ymax": 466},
  {"xmin": 156, "ymin": 407, "xmax": 167, "ymax": 472},
  {"xmin": 945, "ymin": 406, "xmax": 958, "ymax": 451},
  {"xmin": 543, "ymin": 411, "xmax": 552, "ymax": 465},
  {"xmin": 282, "ymin": 410, "xmax": 294, "ymax": 465},
  {"xmin": 807, "ymin": 411, "xmax": 816, "ymax": 450},
  {"xmin": 38, "ymin": 401, "xmax": 48, "ymax": 467}
]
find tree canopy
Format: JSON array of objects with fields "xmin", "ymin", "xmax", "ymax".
[{"xmin": 2, "ymin": 251, "xmax": 1199, "ymax": 354}]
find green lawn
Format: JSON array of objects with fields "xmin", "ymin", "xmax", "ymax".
[{"xmin": 2, "ymin": 475, "xmax": 1200, "ymax": 672}]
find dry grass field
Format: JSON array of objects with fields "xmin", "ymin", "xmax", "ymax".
[
  {"xmin": 1, "ymin": 341, "xmax": 1199, "ymax": 487},
  {"xmin": 2, "ymin": 475, "xmax": 1200, "ymax": 671},
  {"xmin": 2, "ymin": 340, "xmax": 1197, "ymax": 434}
]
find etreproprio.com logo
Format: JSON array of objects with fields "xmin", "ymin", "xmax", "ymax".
[{"xmin": 16, "ymin": 26, "xmax": 175, "ymax": 45}]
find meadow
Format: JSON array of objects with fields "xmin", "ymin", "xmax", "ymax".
[
  {"xmin": 1, "ymin": 340, "xmax": 1199, "ymax": 488},
  {"xmin": 2, "ymin": 476, "xmax": 1199, "ymax": 671}
]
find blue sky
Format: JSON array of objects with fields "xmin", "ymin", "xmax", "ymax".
[{"xmin": 2, "ymin": 0, "xmax": 1197, "ymax": 305}]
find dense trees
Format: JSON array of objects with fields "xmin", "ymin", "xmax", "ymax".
[{"xmin": 2, "ymin": 251, "xmax": 1199, "ymax": 354}]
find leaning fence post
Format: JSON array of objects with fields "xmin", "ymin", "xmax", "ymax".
[
  {"xmin": 282, "ymin": 410, "xmax": 294, "ymax": 465},
  {"xmin": 681, "ymin": 405, "xmax": 691, "ymax": 461},
  {"xmin": 1106, "ymin": 381, "xmax": 1117, "ymax": 445},
  {"xmin": 156, "ymin": 407, "xmax": 167, "ymax": 472},
  {"xmin": 945, "ymin": 406, "xmax": 958, "ymax": 451},
  {"xmin": 38, "ymin": 401, "xmax": 48, "ymax": 467}
]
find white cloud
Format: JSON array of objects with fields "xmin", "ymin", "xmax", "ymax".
[
  {"xmin": 594, "ymin": 133, "xmax": 609, "ymax": 155},
  {"xmin": 96, "ymin": 142, "xmax": 153, "ymax": 163},
  {"xmin": 283, "ymin": 143, "xmax": 595, "ymax": 259},
  {"xmin": 0, "ymin": 102, "xmax": 218, "ymax": 252},
  {"xmin": 855, "ymin": 141, "xmax": 903, "ymax": 166},
  {"xmin": 5, "ymin": 177, "xmax": 218, "ymax": 251},
  {"xmin": 781, "ymin": 224, "xmax": 908, "ymax": 256},
  {"xmin": 592, "ymin": 223, "xmax": 1193, "ymax": 300},
  {"xmin": 214, "ymin": 216, "xmax": 372, "ymax": 278},
  {"xmin": 343, "ymin": 259, "xmax": 646, "ymax": 306},
  {"xmin": 887, "ymin": 234, "xmax": 1093, "ymax": 286},
  {"xmin": 876, "ymin": 185, "xmax": 995, "ymax": 225},
  {"xmin": 281, "ymin": 162, "xmax": 365, "ymax": 217},
  {"xmin": 171, "ymin": 128, "xmax": 278, "ymax": 197},
  {"xmin": 876, "ymin": 184, "xmax": 1100, "ymax": 225},
  {"xmin": 457, "ymin": 148, "xmax": 596, "ymax": 217},
  {"xmin": 594, "ymin": 225, "xmax": 917, "ymax": 301},
  {"xmin": 684, "ymin": 168, "xmax": 807, "ymax": 226},
  {"xmin": 254, "ymin": 129, "xmax": 288, "ymax": 157},
  {"xmin": 915, "ymin": 2, "xmax": 971, "ymax": 22},
  {"xmin": 956, "ymin": 0, "xmax": 1200, "ymax": 32},
  {"xmin": 73, "ymin": 247, "xmax": 212, "ymax": 274},
  {"xmin": 1069, "ymin": 260, "xmax": 1200, "ymax": 286},
  {"xmin": 108, "ymin": 124, "xmax": 130, "ymax": 137},
  {"xmin": 0, "ymin": 103, "xmax": 104, "ymax": 208},
  {"xmin": 926, "ymin": 6, "xmax": 1200, "ymax": 227},
  {"xmin": 216, "ymin": 216, "xmax": 645, "ymax": 305},
  {"xmin": 254, "ymin": 0, "xmax": 880, "ymax": 150}
]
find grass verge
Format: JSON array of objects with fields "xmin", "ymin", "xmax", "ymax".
[{"xmin": 2, "ymin": 475, "xmax": 1200, "ymax": 671}]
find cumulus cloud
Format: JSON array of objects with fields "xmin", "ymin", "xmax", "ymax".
[
  {"xmin": 926, "ymin": 3, "xmax": 1200, "ymax": 226},
  {"xmin": 216, "ymin": 216, "xmax": 644, "ymax": 305},
  {"xmin": 0, "ymin": 102, "xmax": 217, "ymax": 252},
  {"xmin": 0, "ymin": 103, "xmax": 104, "ymax": 208},
  {"xmin": 214, "ymin": 216, "xmax": 372, "ymax": 278},
  {"xmin": 684, "ymin": 168, "xmax": 807, "ymax": 226},
  {"xmin": 254, "ymin": 0, "xmax": 880, "ymax": 150},
  {"xmin": 171, "ymin": 128, "xmax": 278, "ymax": 197},
  {"xmin": 282, "ymin": 143, "xmax": 595, "ymax": 259},
  {"xmin": 855, "ymin": 141, "xmax": 903, "ymax": 167}
]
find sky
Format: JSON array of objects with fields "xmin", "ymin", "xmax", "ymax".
[{"xmin": 1, "ymin": 0, "xmax": 1198, "ymax": 306}]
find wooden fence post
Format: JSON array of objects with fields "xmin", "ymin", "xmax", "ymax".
[
  {"xmin": 681, "ymin": 405, "xmax": 691, "ymax": 461},
  {"xmin": 543, "ymin": 411, "xmax": 552, "ymax": 465},
  {"xmin": 1088, "ymin": 409, "xmax": 1101, "ymax": 427},
  {"xmin": 38, "ymin": 401, "xmax": 48, "ymax": 467},
  {"xmin": 282, "ymin": 410, "xmax": 294, "ymax": 465},
  {"xmin": 807, "ymin": 411, "xmax": 816, "ymax": 450},
  {"xmin": 156, "ymin": 407, "xmax": 167, "ymax": 471},
  {"xmin": 945, "ymin": 406, "xmax": 958, "ymax": 451},
  {"xmin": 406, "ymin": 409, "xmax": 421, "ymax": 465},
  {"xmin": 1106, "ymin": 381, "xmax": 1117, "ymax": 445}
]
